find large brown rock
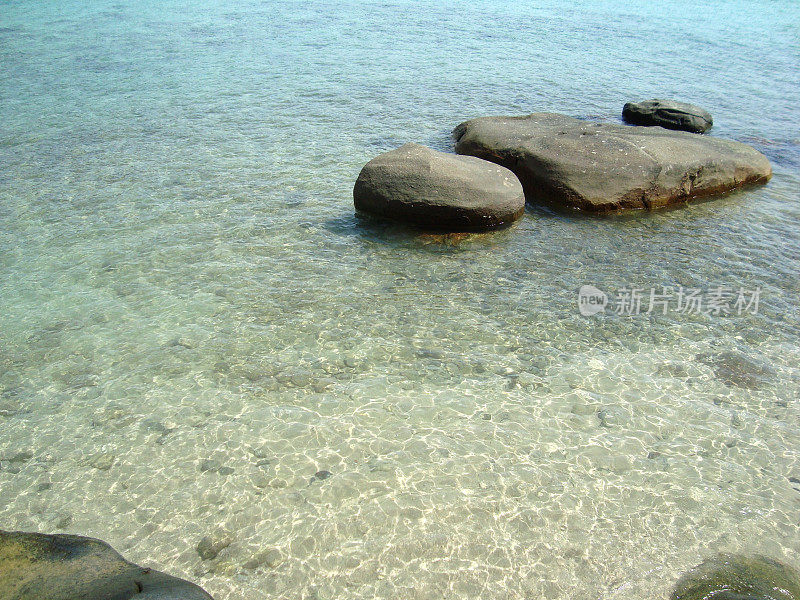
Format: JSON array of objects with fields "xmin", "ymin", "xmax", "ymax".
[
  {"xmin": 0, "ymin": 530, "xmax": 213, "ymax": 600},
  {"xmin": 353, "ymin": 143, "xmax": 525, "ymax": 230},
  {"xmin": 453, "ymin": 113, "xmax": 772, "ymax": 213}
]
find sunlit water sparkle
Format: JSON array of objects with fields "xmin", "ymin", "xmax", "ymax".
[{"xmin": 1, "ymin": 1, "xmax": 799, "ymax": 599}]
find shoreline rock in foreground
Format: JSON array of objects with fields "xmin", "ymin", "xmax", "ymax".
[
  {"xmin": 623, "ymin": 99, "xmax": 713, "ymax": 133},
  {"xmin": 672, "ymin": 554, "xmax": 800, "ymax": 600},
  {"xmin": 353, "ymin": 143, "xmax": 525, "ymax": 230},
  {"xmin": 0, "ymin": 530, "xmax": 214, "ymax": 600},
  {"xmin": 454, "ymin": 113, "xmax": 772, "ymax": 213}
]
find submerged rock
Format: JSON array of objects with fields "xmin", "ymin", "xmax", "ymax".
[
  {"xmin": 88, "ymin": 452, "xmax": 116, "ymax": 471},
  {"xmin": 0, "ymin": 396, "xmax": 25, "ymax": 417},
  {"xmin": 197, "ymin": 532, "xmax": 233, "ymax": 561},
  {"xmin": 696, "ymin": 350, "xmax": 775, "ymax": 390},
  {"xmin": 243, "ymin": 548, "xmax": 283, "ymax": 570},
  {"xmin": 623, "ymin": 99, "xmax": 713, "ymax": 133},
  {"xmin": 310, "ymin": 470, "xmax": 332, "ymax": 483},
  {"xmin": 672, "ymin": 554, "xmax": 800, "ymax": 600},
  {"xmin": 0, "ymin": 530, "xmax": 213, "ymax": 599},
  {"xmin": 199, "ymin": 458, "xmax": 234, "ymax": 476},
  {"xmin": 353, "ymin": 143, "xmax": 525, "ymax": 230},
  {"xmin": 5, "ymin": 450, "xmax": 33, "ymax": 464},
  {"xmin": 453, "ymin": 113, "xmax": 771, "ymax": 212}
]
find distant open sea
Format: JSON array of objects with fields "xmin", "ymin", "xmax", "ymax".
[{"xmin": 1, "ymin": 1, "xmax": 799, "ymax": 598}]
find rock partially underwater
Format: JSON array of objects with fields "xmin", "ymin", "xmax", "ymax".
[
  {"xmin": 0, "ymin": 530, "xmax": 214, "ymax": 600},
  {"xmin": 672, "ymin": 554, "xmax": 800, "ymax": 600},
  {"xmin": 453, "ymin": 113, "xmax": 771, "ymax": 213},
  {"xmin": 353, "ymin": 143, "xmax": 525, "ymax": 230},
  {"xmin": 623, "ymin": 99, "xmax": 713, "ymax": 134}
]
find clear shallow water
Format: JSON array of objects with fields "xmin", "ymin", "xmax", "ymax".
[{"xmin": 1, "ymin": 0, "xmax": 800, "ymax": 598}]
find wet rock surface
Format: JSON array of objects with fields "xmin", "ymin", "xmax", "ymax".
[
  {"xmin": 672, "ymin": 554, "xmax": 800, "ymax": 600},
  {"xmin": 623, "ymin": 99, "xmax": 713, "ymax": 133},
  {"xmin": 0, "ymin": 530, "xmax": 213, "ymax": 599}
]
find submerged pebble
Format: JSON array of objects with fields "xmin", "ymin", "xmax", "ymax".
[
  {"xmin": 199, "ymin": 458, "xmax": 234, "ymax": 476},
  {"xmin": 243, "ymin": 548, "xmax": 284, "ymax": 570},
  {"xmin": 310, "ymin": 470, "xmax": 332, "ymax": 483},
  {"xmin": 197, "ymin": 532, "xmax": 233, "ymax": 561},
  {"xmin": 597, "ymin": 407, "xmax": 628, "ymax": 428},
  {"xmin": 52, "ymin": 513, "xmax": 73, "ymax": 530},
  {"xmin": 88, "ymin": 452, "xmax": 115, "ymax": 471},
  {"xmin": 0, "ymin": 397, "xmax": 25, "ymax": 417},
  {"xmin": 5, "ymin": 450, "xmax": 33, "ymax": 463}
]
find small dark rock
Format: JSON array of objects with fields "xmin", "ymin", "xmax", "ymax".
[
  {"xmin": 141, "ymin": 418, "xmax": 169, "ymax": 434},
  {"xmin": 343, "ymin": 356, "xmax": 360, "ymax": 369},
  {"xmin": 623, "ymin": 99, "xmax": 713, "ymax": 134},
  {"xmin": 7, "ymin": 450, "xmax": 33, "ymax": 463},
  {"xmin": 199, "ymin": 458, "xmax": 233, "ymax": 476},
  {"xmin": 199, "ymin": 459, "xmax": 221, "ymax": 473},
  {"xmin": 167, "ymin": 337, "xmax": 195, "ymax": 349},
  {"xmin": 597, "ymin": 407, "xmax": 627, "ymax": 428},
  {"xmin": 311, "ymin": 470, "xmax": 332, "ymax": 483}
]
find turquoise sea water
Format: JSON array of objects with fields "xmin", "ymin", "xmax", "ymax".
[{"xmin": 1, "ymin": 1, "xmax": 800, "ymax": 598}]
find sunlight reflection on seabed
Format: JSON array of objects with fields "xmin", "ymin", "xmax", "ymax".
[{"xmin": 0, "ymin": 0, "xmax": 799, "ymax": 599}]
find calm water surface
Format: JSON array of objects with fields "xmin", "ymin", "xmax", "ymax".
[{"xmin": 1, "ymin": 1, "xmax": 799, "ymax": 599}]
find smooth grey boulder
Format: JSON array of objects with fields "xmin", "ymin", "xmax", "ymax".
[
  {"xmin": 672, "ymin": 554, "xmax": 800, "ymax": 600},
  {"xmin": 623, "ymin": 99, "xmax": 713, "ymax": 133},
  {"xmin": 353, "ymin": 143, "xmax": 525, "ymax": 230},
  {"xmin": 0, "ymin": 530, "xmax": 214, "ymax": 600},
  {"xmin": 453, "ymin": 113, "xmax": 772, "ymax": 213}
]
